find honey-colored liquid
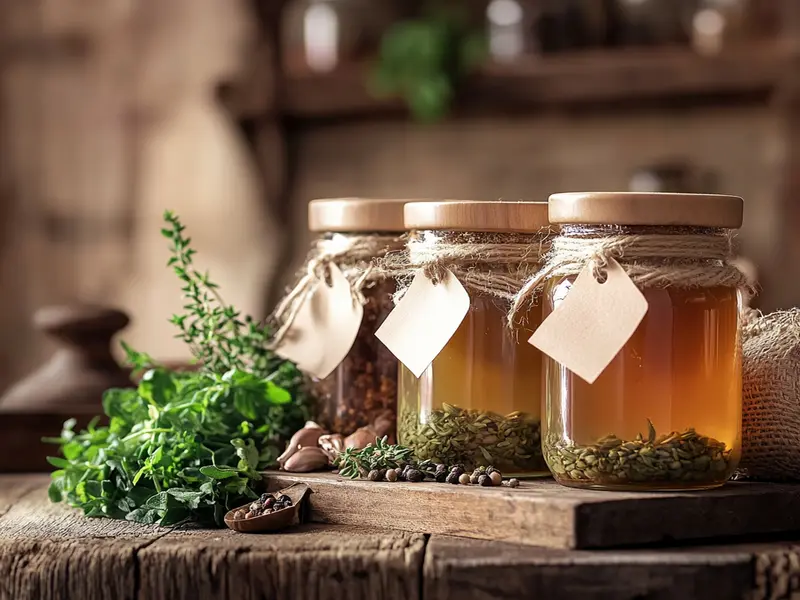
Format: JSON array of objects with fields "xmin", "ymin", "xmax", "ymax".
[
  {"xmin": 398, "ymin": 296, "xmax": 547, "ymax": 475},
  {"xmin": 543, "ymin": 278, "xmax": 742, "ymax": 489}
]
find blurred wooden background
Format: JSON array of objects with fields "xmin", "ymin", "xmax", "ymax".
[{"xmin": 0, "ymin": 0, "xmax": 799, "ymax": 396}]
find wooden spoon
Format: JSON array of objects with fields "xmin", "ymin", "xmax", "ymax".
[{"xmin": 224, "ymin": 483, "xmax": 310, "ymax": 533}]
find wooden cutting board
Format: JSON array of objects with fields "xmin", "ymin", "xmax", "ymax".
[{"xmin": 264, "ymin": 471, "xmax": 800, "ymax": 550}]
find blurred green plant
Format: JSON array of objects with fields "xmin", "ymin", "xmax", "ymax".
[{"xmin": 370, "ymin": 4, "xmax": 487, "ymax": 122}]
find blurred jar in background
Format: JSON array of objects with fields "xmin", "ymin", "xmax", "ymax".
[
  {"xmin": 690, "ymin": 0, "xmax": 750, "ymax": 56},
  {"xmin": 486, "ymin": 0, "xmax": 538, "ymax": 61},
  {"xmin": 282, "ymin": 0, "xmax": 400, "ymax": 74}
]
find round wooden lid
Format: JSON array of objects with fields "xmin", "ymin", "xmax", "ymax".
[
  {"xmin": 404, "ymin": 201, "xmax": 550, "ymax": 233},
  {"xmin": 548, "ymin": 192, "xmax": 743, "ymax": 228},
  {"xmin": 308, "ymin": 198, "xmax": 416, "ymax": 232}
]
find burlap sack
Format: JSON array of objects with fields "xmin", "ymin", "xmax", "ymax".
[{"xmin": 740, "ymin": 308, "xmax": 800, "ymax": 480}]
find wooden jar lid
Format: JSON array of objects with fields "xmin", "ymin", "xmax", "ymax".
[
  {"xmin": 404, "ymin": 201, "xmax": 550, "ymax": 233},
  {"xmin": 308, "ymin": 198, "xmax": 419, "ymax": 233},
  {"xmin": 549, "ymin": 192, "xmax": 743, "ymax": 228}
]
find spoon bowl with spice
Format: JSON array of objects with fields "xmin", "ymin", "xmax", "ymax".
[{"xmin": 224, "ymin": 482, "xmax": 310, "ymax": 533}]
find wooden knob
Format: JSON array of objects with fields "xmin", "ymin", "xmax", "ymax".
[{"xmin": 0, "ymin": 304, "xmax": 135, "ymax": 412}]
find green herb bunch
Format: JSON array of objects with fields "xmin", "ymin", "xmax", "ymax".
[
  {"xmin": 47, "ymin": 211, "xmax": 310, "ymax": 527},
  {"xmin": 370, "ymin": 4, "xmax": 486, "ymax": 122}
]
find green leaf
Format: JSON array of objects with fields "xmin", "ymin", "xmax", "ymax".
[
  {"xmin": 199, "ymin": 466, "xmax": 239, "ymax": 480},
  {"xmin": 232, "ymin": 439, "xmax": 259, "ymax": 470},
  {"xmin": 46, "ymin": 456, "xmax": 71, "ymax": 469},
  {"xmin": 48, "ymin": 481, "xmax": 63, "ymax": 503},
  {"xmin": 166, "ymin": 488, "xmax": 205, "ymax": 509},
  {"xmin": 264, "ymin": 382, "xmax": 291, "ymax": 405}
]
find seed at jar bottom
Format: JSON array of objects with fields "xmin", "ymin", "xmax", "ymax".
[
  {"xmin": 399, "ymin": 406, "xmax": 545, "ymax": 472},
  {"xmin": 543, "ymin": 423, "xmax": 733, "ymax": 487}
]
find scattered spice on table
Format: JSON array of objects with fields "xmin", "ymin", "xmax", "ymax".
[{"xmin": 334, "ymin": 436, "xmax": 521, "ymax": 488}]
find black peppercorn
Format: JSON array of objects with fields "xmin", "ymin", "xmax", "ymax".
[
  {"xmin": 406, "ymin": 469, "xmax": 423, "ymax": 482},
  {"xmin": 445, "ymin": 471, "xmax": 461, "ymax": 485},
  {"xmin": 435, "ymin": 470, "xmax": 448, "ymax": 483},
  {"xmin": 435, "ymin": 463, "xmax": 447, "ymax": 474},
  {"xmin": 277, "ymin": 494, "xmax": 291, "ymax": 505},
  {"xmin": 478, "ymin": 474, "xmax": 491, "ymax": 487},
  {"xmin": 449, "ymin": 466, "xmax": 465, "ymax": 478},
  {"xmin": 260, "ymin": 493, "xmax": 272, "ymax": 504}
]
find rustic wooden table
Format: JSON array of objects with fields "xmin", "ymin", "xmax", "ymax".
[{"xmin": 1, "ymin": 475, "xmax": 798, "ymax": 600}]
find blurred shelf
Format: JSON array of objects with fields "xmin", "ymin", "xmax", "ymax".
[{"xmin": 282, "ymin": 43, "xmax": 795, "ymax": 120}]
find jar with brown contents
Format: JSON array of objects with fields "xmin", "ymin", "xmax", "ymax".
[
  {"xmin": 396, "ymin": 201, "xmax": 552, "ymax": 477},
  {"xmin": 538, "ymin": 192, "xmax": 747, "ymax": 491},
  {"xmin": 305, "ymin": 198, "xmax": 407, "ymax": 436}
]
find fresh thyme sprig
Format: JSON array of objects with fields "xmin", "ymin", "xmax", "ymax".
[
  {"xmin": 161, "ymin": 210, "xmax": 279, "ymax": 379},
  {"xmin": 334, "ymin": 436, "xmax": 414, "ymax": 479}
]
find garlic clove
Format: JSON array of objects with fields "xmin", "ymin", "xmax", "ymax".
[
  {"xmin": 277, "ymin": 423, "xmax": 329, "ymax": 467},
  {"xmin": 282, "ymin": 446, "xmax": 330, "ymax": 472}
]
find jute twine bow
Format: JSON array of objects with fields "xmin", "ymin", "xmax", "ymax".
[
  {"xmin": 507, "ymin": 229, "xmax": 751, "ymax": 328},
  {"xmin": 384, "ymin": 231, "xmax": 551, "ymax": 307},
  {"xmin": 270, "ymin": 234, "xmax": 404, "ymax": 347}
]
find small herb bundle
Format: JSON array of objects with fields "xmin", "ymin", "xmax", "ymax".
[
  {"xmin": 335, "ymin": 436, "xmax": 414, "ymax": 479},
  {"xmin": 47, "ymin": 212, "xmax": 310, "ymax": 527}
]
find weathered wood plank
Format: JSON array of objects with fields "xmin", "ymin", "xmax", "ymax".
[
  {"xmin": 138, "ymin": 524, "xmax": 425, "ymax": 600},
  {"xmin": 423, "ymin": 536, "xmax": 772, "ymax": 600},
  {"xmin": 265, "ymin": 472, "xmax": 800, "ymax": 550},
  {"xmin": 0, "ymin": 476, "xmax": 425, "ymax": 600},
  {"xmin": 0, "ymin": 476, "xmax": 168, "ymax": 600}
]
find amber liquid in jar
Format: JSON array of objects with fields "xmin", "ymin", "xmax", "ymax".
[
  {"xmin": 399, "ymin": 296, "xmax": 547, "ymax": 477},
  {"xmin": 542, "ymin": 279, "xmax": 742, "ymax": 491}
]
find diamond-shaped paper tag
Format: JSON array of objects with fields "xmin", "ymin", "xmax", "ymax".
[
  {"xmin": 529, "ymin": 258, "xmax": 649, "ymax": 383},
  {"xmin": 274, "ymin": 263, "xmax": 364, "ymax": 379},
  {"xmin": 376, "ymin": 268, "xmax": 470, "ymax": 378}
]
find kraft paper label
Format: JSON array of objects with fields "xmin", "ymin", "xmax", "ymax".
[
  {"xmin": 529, "ymin": 258, "xmax": 648, "ymax": 383},
  {"xmin": 274, "ymin": 263, "xmax": 363, "ymax": 379},
  {"xmin": 376, "ymin": 268, "xmax": 470, "ymax": 378}
]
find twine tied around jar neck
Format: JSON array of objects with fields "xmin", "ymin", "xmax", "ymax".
[
  {"xmin": 384, "ymin": 231, "xmax": 551, "ymax": 306},
  {"xmin": 269, "ymin": 234, "xmax": 405, "ymax": 348},
  {"xmin": 507, "ymin": 227, "xmax": 752, "ymax": 328}
]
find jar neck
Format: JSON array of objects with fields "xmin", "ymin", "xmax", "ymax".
[
  {"xmin": 558, "ymin": 224, "xmax": 730, "ymax": 238},
  {"xmin": 413, "ymin": 229, "xmax": 550, "ymax": 246}
]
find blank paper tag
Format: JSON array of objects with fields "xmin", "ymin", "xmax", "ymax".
[
  {"xmin": 274, "ymin": 263, "xmax": 363, "ymax": 379},
  {"xmin": 529, "ymin": 258, "xmax": 648, "ymax": 384},
  {"xmin": 376, "ymin": 268, "xmax": 470, "ymax": 378}
]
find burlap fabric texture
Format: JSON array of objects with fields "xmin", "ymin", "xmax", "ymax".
[{"xmin": 739, "ymin": 308, "xmax": 800, "ymax": 481}]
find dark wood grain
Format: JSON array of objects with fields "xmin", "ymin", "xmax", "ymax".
[
  {"xmin": 264, "ymin": 471, "xmax": 800, "ymax": 550},
  {"xmin": 424, "ymin": 536, "xmax": 760, "ymax": 600},
  {"xmin": 282, "ymin": 44, "xmax": 791, "ymax": 120},
  {"xmin": 3, "ymin": 475, "xmax": 800, "ymax": 600},
  {"xmin": 0, "ymin": 475, "xmax": 424, "ymax": 600}
]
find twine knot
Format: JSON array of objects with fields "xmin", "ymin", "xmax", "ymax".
[
  {"xmin": 507, "ymin": 228, "xmax": 751, "ymax": 329},
  {"xmin": 269, "ymin": 234, "xmax": 404, "ymax": 348}
]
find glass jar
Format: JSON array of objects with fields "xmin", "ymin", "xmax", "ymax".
[
  {"xmin": 397, "ymin": 201, "xmax": 551, "ymax": 477},
  {"xmin": 306, "ymin": 198, "xmax": 408, "ymax": 437},
  {"xmin": 281, "ymin": 0, "xmax": 400, "ymax": 75},
  {"xmin": 541, "ymin": 192, "xmax": 745, "ymax": 491}
]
